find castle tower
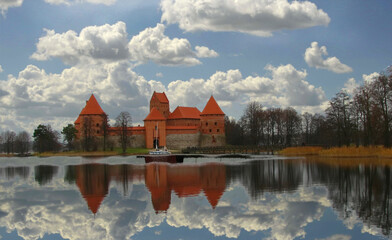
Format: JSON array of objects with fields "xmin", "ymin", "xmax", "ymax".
[
  {"xmin": 74, "ymin": 94, "xmax": 107, "ymax": 139},
  {"xmin": 144, "ymin": 107, "xmax": 167, "ymax": 149},
  {"xmin": 200, "ymin": 96, "xmax": 225, "ymax": 147},
  {"xmin": 150, "ymin": 91, "xmax": 170, "ymax": 119}
]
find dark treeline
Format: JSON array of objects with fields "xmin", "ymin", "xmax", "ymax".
[
  {"xmin": 0, "ymin": 130, "xmax": 31, "ymax": 155},
  {"xmin": 226, "ymin": 68, "xmax": 392, "ymax": 148}
]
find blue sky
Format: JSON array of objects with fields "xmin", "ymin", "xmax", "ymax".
[{"xmin": 0, "ymin": 0, "xmax": 391, "ymax": 133}]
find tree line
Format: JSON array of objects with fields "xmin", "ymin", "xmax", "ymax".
[
  {"xmin": 225, "ymin": 68, "xmax": 392, "ymax": 148},
  {"xmin": 0, "ymin": 111, "xmax": 132, "ymax": 154}
]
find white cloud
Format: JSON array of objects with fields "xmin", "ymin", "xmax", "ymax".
[
  {"xmin": 195, "ymin": 46, "xmax": 218, "ymax": 58},
  {"xmin": 304, "ymin": 42, "xmax": 352, "ymax": 73},
  {"xmin": 31, "ymin": 22, "xmax": 130, "ymax": 65},
  {"xmin": 0, "ymin": 62, "xmax": 164, "ymax": 133},
  {"xmin": 31, "ymin": 22, "xmax": 217, "ymax": 67},
  {"xmin": 44, "ymin": 0, "xmax": 116, "ymax": 5},
  {"xmin": 315, "ymin": 234, "xmax": 351, "ymax": 240},
  {"xmin": 342, "ymin": 78, "xmax": 359, "ymax": 96},
  {"xmin": 362, "ymin": 72, "xmax": 380, "ymax": 84},
  {"xmin": 129, "ymin": 23, "xmax": 217, "ymax": 66},
  {"xmin": 166, "ymin": 64, "xmax": 325, "ymax": 111},
  {"xmin": 160, "ymin": 0, "xmax": 330, "ymax": 37},
  {"xmin": 0, "ymin": 0, "xmax": 23, "ymax": 15},
  {"xmin": 0, "ymin": 65, "xmax": 3, "ymax": 72}
]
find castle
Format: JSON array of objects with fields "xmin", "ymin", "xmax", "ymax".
[{"xmin": 74, "ymin": 92, "xmax": 225, "ymax": 149}]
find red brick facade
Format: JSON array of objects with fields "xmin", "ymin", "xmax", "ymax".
[{"xmin": 75, "ymin": 92, "xmax": 226, "ymax": 149}]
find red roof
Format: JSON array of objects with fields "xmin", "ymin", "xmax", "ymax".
[
  {"xmin": 75, "ymin": 115, "xmax": 81, "ymax": 124},
  {"xmin": 168, "ymin": 106, "xmax": 201, "ymax": 119},
  {"xmin": 152, "ymin": 91, "xmax": 169, "ymax": 104},
  {"xmin": 144, "ymin": 107, "xmax": 166, "ymax": 121},
  {"xmin": 201, "ymin": 96, "xmax": 225, "ymax": 115},
  {"xmin": 80, "ymin": 94, "xmax": 105, "ymax": 115},
  {"xmin": 84, "ymin": 195, "xmax": 105, "ymax": 214},
  {"xmin": 204, "ymin": 189, "xmax": 224, "ymax": 209}
]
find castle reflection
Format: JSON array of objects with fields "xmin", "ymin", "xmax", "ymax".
[
  {"xmin": 64, "ymin": 162, "xmax": 226, "ymax": 214},
  {"xmin": 50, "ymin": 158, "xmax": 392, "ymax": 237}
]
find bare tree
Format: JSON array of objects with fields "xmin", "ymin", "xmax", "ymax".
[
  {"xmin": 101, "ymin": 113, "xmax": 110, "ymax": 151},
  {"xmin": 15, "ymin": 131, "xmax": 31, "ymax": 155},
  {"xmin": 371, "ymin": 73, "xmax": 392, "ymax": 147},
  {"xmin": 81, "ymin": 116, "xmax": 95, "ymax": 151},
  {"xmin": 240, "ymin": 102, "xmax": 264, "ymax": 146},
  {"xmin": 283, "ymin": 107, "xmax": 301, "ymax": 146},
  {"xmin": 302, "ymin": 112, "xmax": 313, "ymax": 145},
  {"xmin": 2, "ymin": 131, "xmax": 16, "ymax": 154},
  {"xmin": 326, "ymin": 91, "xmax": 353, "ymax": 146},
  {"xmin": 224, "ymin": 116, "xmax": 244, "ymax": 145},
  {"xmin": 115, "ymin": 112, "xmax": 132, "ymax": 153}
]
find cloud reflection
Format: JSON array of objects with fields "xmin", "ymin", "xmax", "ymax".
[{"xmin": 0, "ymin": 158, "xmax": 388, "ymax": 239}]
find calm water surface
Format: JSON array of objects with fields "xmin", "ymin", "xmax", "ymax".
[{"xmin": 0, "ymin": 156, "xmax": 390, "ymax": 240}]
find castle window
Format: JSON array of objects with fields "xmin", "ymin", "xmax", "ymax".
[
  {"xmin": 97, "ymin": 130, "xmax": 100, "ymax": 134},
  {"xmin": 96, "ymin": 123, "xmax": 99, "ymax": 127},
  {"xmin": 206, "ymin": 122, "xmax": 208, "ymax": 126},
  {"xmin": 217, "ymin": 129, "xmax": 220, "ymax": 132},
  {"xmin": 215, "ymin": 122, "xmax": 217, "ymax": 126},
  {"xmin": 209, "ymin": 129, "xmax": 212, "ymax": 133}
]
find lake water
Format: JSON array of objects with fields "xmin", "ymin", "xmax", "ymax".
[{"xmin": 0, "ymin": 155, "xmax": 390, "ymax": 240}]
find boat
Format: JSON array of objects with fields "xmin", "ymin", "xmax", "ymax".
[{"xmin": 149, "ymin": 122, "xmax": 172, "ymax": 155}]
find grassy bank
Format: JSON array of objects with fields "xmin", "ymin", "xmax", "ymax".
[
  {"xmin": 280, "ymin": 146, "xmax": 392, "ymax": 158},
  {"xmin": 33, "ymin": 148, "xmax": 151, "ymax": 157}
]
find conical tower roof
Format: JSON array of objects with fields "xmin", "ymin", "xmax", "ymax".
[
  {"xmin": 201, "ymin": 96, "xmax": 224, "ymax": 115},
  {"xmin": 84, "ymin": 195, "xmax": 105, "ymax": 214},
  {"xmin": 80, "ymin": 94, "xmax": 105, "ymax": 115},
  {"xmin": 204, "ymin": 188, "xmax": 225, "ymax": 209}
]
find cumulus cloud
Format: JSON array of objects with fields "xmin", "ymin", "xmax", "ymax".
[
  {"xmin": 195, "ymin": 46, "xmax": 218, "ymax": 58},
  {"xmin": 362, "ymin": 72, "xmax": 380, "ymax": 84},
  {"xmin": 129, "ymin": 24, "xmax": 217, "ymax": 66},
  {"xmin": 0, "ymin": 0, "xmax": 23, "ymax": 15},
  {"xmin": 0, "ymin": 65, "xmax": 3, "ymax": 73},
  {"xmin": 315, "ymin": 234, "xmax": 351, "ymax": 240},
  {"xmin": 44, "ymin": 0, "xmax": 116, "ymax": 5},
  {"xmin": 342, "ymin": 78, "xmax": 359, "ymax": 96},
  {"xmin": 304, "ymin": 42, "xmax": 352, "ymax": 73},
  {"xmin": 166, "ymin": 64, "xmax": 325, "ymax": 111},
  {"xmin": 0, "ymin": 62, "xmax": 164, "ymax": 133},
  {"xmin": 31, "ymin": 22, "xmax": 130, "ymax": 65},
  {"xmin": 31, "ymin": 22, "xmax": 217, "ymax": 67},
  {"xmin": 160, "ymin": 0, "xmax": 330, "ymax": 37}
]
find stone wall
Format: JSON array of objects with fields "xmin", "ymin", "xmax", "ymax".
[
  {"xmin": 200, "ymin": 134, "xmax": 226, "ymax": 148},
  {"xmin": 166, "ymin": 133, "xmax": 200, "ymax": 150},
  {"xmin": 109, "ymin": 134, "xmax": 145, "ymax": 149}
]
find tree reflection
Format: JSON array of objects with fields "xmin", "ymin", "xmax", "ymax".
[
  {"xmin": 0, "ymin": 167, "xmax": 29, "ymax": 179},
  {"xmin": 307, "ymin": 159, "xmax": 392, "ymax": 236},
  {"xmin": 34, "ymin": 165, "xmax": 58, "ymax": 185},
  {"xmin": 60, "ymin": 158, "xmax": 392, "ymax": 237}
]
